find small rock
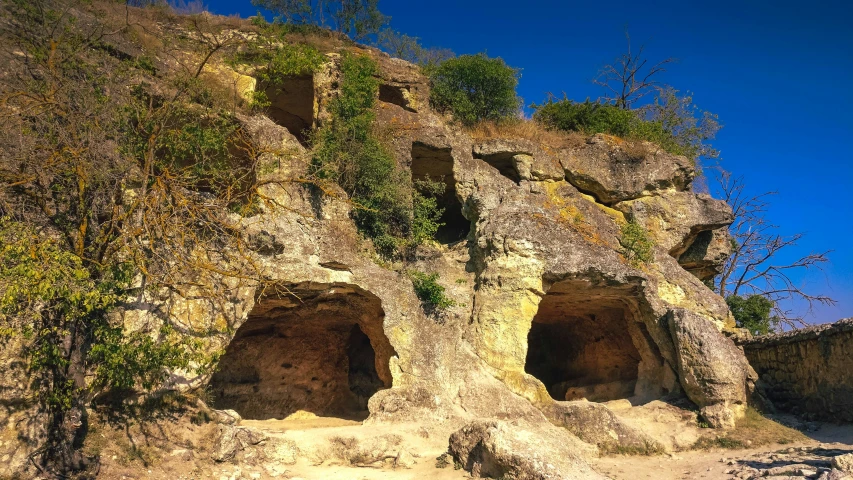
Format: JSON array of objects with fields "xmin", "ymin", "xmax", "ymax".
[
  {"xmin": 818, "ymin": 469, "xmax": 853, "ymax": 480},
  {"xmin": 211, "ymin": 409, "xmax": 242, "ymax": 425},
  {"xmin": 395, "ymin": 449, "xmax": 415, "ymax": 469},
  {"xmin": 833, "ymin": 454, "xmax": 853, "ymax": 474}
]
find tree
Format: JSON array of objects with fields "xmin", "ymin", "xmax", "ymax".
[
  {"xmin": 251, "ymin": 0, "xmax": 389, "ymax": 40},
  {"xmin": 428, "ymin": 53, "xmax": 521, "ymax": 126},
  {"xmin": 374, "ymin": 28, "xmax": 455, "ymax": 69},
  {"xmin": 0, "ymin": 1, "xmax": 299, "ymax": 473},
  {"xmin": 726, "ymin": 294, "xmax": 776, "ymax": 335},
  {"xmin": 640, "ymin": 87, "xmax": 721, "ymax": 162},
  {"xmin": 713, "ymin": 170, "xmax": 835, "ymax": 329},
  {"xmin": 593, "ymin": 30, "xmax": 676, "ymax": 110}
]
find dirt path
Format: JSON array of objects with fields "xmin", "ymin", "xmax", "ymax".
[
  {"xmin": 593, "ymin": 423, "xmax": 853, "ymax": 480},
  {"xmin": 231, "ymin": 415, "xmax": 470, "ymax": 480}
]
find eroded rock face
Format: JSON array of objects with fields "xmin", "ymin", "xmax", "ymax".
[
  {"xmin": 0, "ymin": 28, "xmax": 763, "ymax": 477},
  {"xmin": 560, "ymin": 134, "xmax": 695, "ymax": 205},
  {"xmin": 448, "ymin": 420, "xmax": 604, "ymax": 479},
  {"xmin": 615, "ymin": 191, "xmax": 733, "ymax": 258},
  {"xmin": 667, "ymin": 308, "xmax": 757, "ymax": 428},
  {"xmin": 209, "ymin": 282, "xmax": 395, "ymax": 419}
]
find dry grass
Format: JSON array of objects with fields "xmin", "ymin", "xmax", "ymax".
[
  {"xmin": 621, "ymin": 140, "xmax": 655, "ymax": 161},
  {"xmin": 693, "ymin": 408, "xmax": 809, "ymax": 450},
  {"xmin": 465, "ymin": 119, "xmax": 587, "ymax": 150}
]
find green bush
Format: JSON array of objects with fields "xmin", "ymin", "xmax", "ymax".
[
  {"xmin": 411, "ymin": 178, "xmax": 446, "ymax": 245},
  {"xmin": 409, "ymin": 270, "xmax": 456, "ymax": 312},
  {"xmin": 726, "ymin": 294, "xmax": 777, "ymax": 335},
  {"xmin": 429, "ymin": 54, "xmax": 521, "ymax": 126},
  {"xmin": 531, "ymin": 98, "xmax": 688, "ymax": 157},
  {"xmin": 619, "ymin": 220, "xmax": 655, "ymax": 267},
  {"xmin": 227, "ymin": 29, "xmax": 325, "ymax": 110},
  {"xmin": 311, "ymin": 53, "xmax": 444, "ymax": 258}
]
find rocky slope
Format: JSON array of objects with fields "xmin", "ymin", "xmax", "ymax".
[{"xmin": 0, "ymin": 8, "xmax": 765, "ymax": 479}]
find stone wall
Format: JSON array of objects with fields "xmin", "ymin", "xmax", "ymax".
[{"xmin": 741, "ymin": 318, "xmax": 853, "ymax": 422}]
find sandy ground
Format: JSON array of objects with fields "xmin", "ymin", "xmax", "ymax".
[
  {"xmin": 592, "ymin": 423, "xmax": 853, "ymax": 480},
  {"xmin": 238, "ymin": 416, "xmax": 471, "ymax": 480}
]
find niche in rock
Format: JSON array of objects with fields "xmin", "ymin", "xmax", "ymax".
[
  {"xmin": 379, "ymin": 84, "xmax": 415, "ymax": 112},
  {"xmin": 263, "ymin": 75, "xmax": 314, "ymax": 145},
  {"xmin": 524, "ymin": 279, "xmax": 664, "ymax": 403},
  {"xmin": 411, "ymin": 142, "xmax": 470, "ymax": 244},
  {"xmin": 210, "ymin": 282, "xmax": 395, "ymax": 421},
  {"xmin": 473, "ymin": 150, "xmax": 523, "ymax": 184}
]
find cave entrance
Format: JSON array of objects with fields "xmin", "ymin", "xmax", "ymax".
[
  {"xmin": 411, "ymin": 142, "xmax": 470, "ymax": 244},
  {"xmin": 525, "ymin": 279, "xmax": 653, "ymax": 403},
  {"xmin": 263, "ymin": 75, "xmax": 314, "ymax": 145},
  {"xmin": 210, "ymin": 283, "xmax": 395, "ymax": 421}
]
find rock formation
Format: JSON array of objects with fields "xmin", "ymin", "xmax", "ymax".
[{"xmin": 0, "ymin": 10, "xmax": 769, "ymax": 479}]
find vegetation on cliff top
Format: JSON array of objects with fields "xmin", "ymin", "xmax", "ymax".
[{"xmin": 428, "ymin": 54, "xmax": 522, "ymax": 126}]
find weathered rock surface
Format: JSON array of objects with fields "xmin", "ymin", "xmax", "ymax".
[
  {"xmin": 834, "ymin": 453, "xmax": 853, "ymax": 474},
  {"xmin": 667, "ymin": 308, "xmax": 756, "ymax": 428},
  {"xmin": 741, "ymin": 318, "xmax": 853, "ymax": 422},
  {"xmin": 615, "ymin": 191, "xmax": 733, "ymax": 258},
  {"xmin": 0, "ymin": 8, "xmax": 780, "ymax": 478},
  {"xmin": 560, "ymin": 134, "xmax": 695, "ymax": 205},
  {"xmin": 448, "ymin": 420, "xmax": 604, "ymax": 479},
  {"xmin": 678, "ymin": 227, "xmax": 733, "ymax": 281},
  {"xmin": 543, "ymin": 402, "xmax": 662, "ymax": 454}
]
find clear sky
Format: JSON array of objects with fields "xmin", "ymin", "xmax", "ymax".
[{"xmin": 205, "ymin": 0, "xmax": 853, "ymax": 325}]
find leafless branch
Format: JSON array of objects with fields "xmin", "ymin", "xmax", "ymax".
[
  {"xmin": 712, "ymin": 168, "xmax": 835, "ymax": 328},
  {"xmin": 593, "ymin": 29, "xmax": 676, "ymax": 109}
]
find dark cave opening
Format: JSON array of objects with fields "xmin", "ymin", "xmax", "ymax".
[
  {"xmin": 379, "ymin": 84, "xmax": 415, "ymax": 112},
  {"xmin": 524, "ymin": 280, "xmax": 643, "ymax": 402},
  {"xmin": 411, "ymin": 142, "xmax": 470, "ymax": 244},
  {"xmin": 473, "ymin": 151, "xmax": 522, "ymax": 184},
  {"xmin": 263, "ymin": 74, "xmax": 314, "ymax": 145},
  {"xmin": 209, "ymin": 283, "xmax": 394, "ymax": 420}
]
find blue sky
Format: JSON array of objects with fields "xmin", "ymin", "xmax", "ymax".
[{"xmin": 205, "ymin": 0, "xmax": 853, "ymax": 324}]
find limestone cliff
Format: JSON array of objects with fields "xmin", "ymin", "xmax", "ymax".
[{"xmin": 0, "ymin": 9, "xmax": 762, "ymax": 479}]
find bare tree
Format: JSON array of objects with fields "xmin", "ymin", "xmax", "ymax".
[
  {"xmin": 713, "ymin": 169, "xmax": 835, "ymax": 328},
  {"xmin": 594, "ymin": 29, "xmax": 676, "ymax": 109}
]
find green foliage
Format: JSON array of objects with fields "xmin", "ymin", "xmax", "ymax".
[
  {"xmin": 532, "ymin": 90, "xmax": 720, "ymax": 162},
  {"xmin": 409, "ymin": 270, "xmax": 456, "ymax": 312},
  {"xmin": 532, "ymin": 98, "xmax": 688, "ymax": 157},
  {"xmin": 726, "ymin": 294, "xmax": 777, "ymax": 335},
  {"xmin": 227, "ymin": 32, "xmax": 325, "ymax": 112},
  {"xmin": 619, "ymin": 220, "xmax": 655, "ymax": 267},
  {"xmin": 411, "ymin": 178, "xmax": 446, "ymax": 246},
  {"xmin": 251, "ymin": 0, "xmax": 388, "ymax": 40},
  {"xmin": 0, "ymin": 220, "xmax": 207, "ymax": 409},
  {"xmin": 429, "ymin": 54, "xmax": 521, "ymax": 126},
  {"xmin": 312, "ymin": 53, "xmax": 442, "ymax": 257},
  {"xmin": 640, "ymin": 87, "xmax": 721, "ymax": 161},
  {"xmin": 374, "ymin": 28, "xmax": 454, "ymax": 69}
]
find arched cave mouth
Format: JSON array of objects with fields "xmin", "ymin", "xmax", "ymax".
[
  {"xmin": 262, "ymin": 75, "xmax": 314, "ymax": 145},
  {"xmin": 210, "ymin": 282, "xmax": 395, "ymax": 421},
  {"xmin": 411, "ymin": 142, "xmax": 470, "ymax": 244},
  {"xmin": 524, "ymin": 279, "xmax": 662, "ymax": 403}
]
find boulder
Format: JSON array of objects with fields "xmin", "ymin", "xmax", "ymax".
[
  {"xmin": 667, "ymin": 308, "xmax": 756, "ymax": 428},
  {"xmin": 542, "ymin": 402, "xmax": 663, "ymax": 454},
  {"xmin": 211, "ymin": 409, "xmax": 242, "ymax": 425},
  {"xmin": 615, "ymin": 191, "xmax": 733, "ymax": 258},
  {"xmin": 678, "ymin": 228, "xmax": 733, "ymax": 281},
  {"xmin": 448, "ymin": 420, "xmax": 604, "ymax": 479},
  {"xmin": 560, "ymin": 134, "xmax": 695, "ymax": 205},
  {"xmin": 833, "ymin": 454, "xmax": 853, "ymax": 474},
  {"xmin": 474, "ymin": 138, "xmax": 564, "ymax": 183}
]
